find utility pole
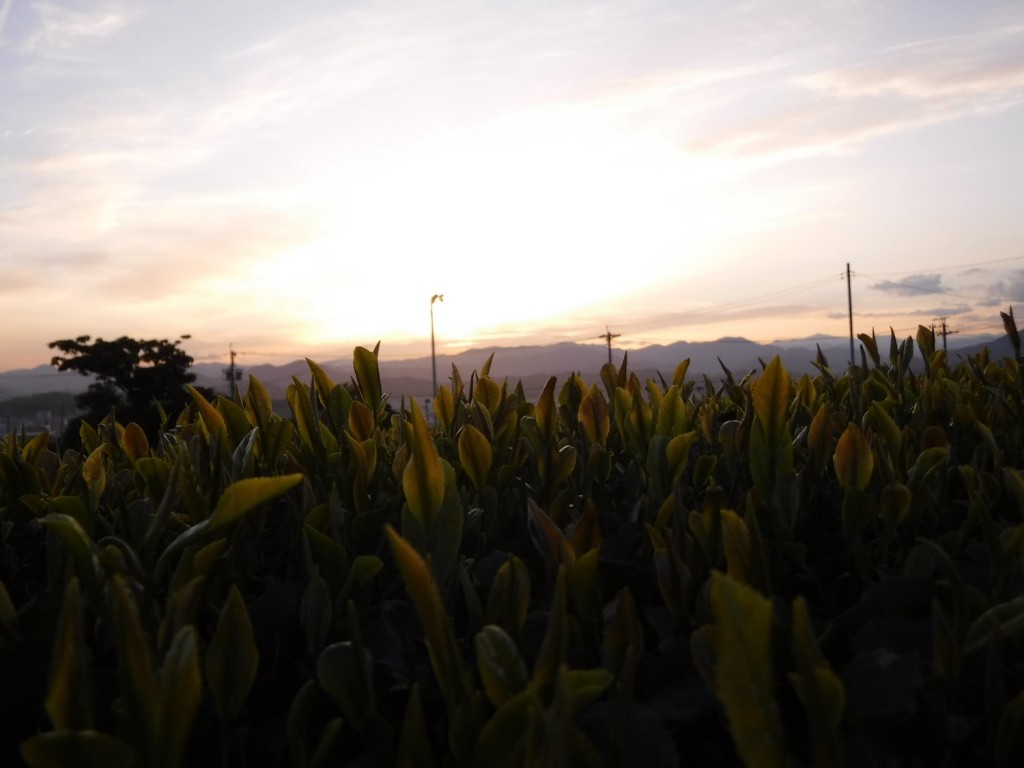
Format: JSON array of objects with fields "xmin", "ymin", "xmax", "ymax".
[
  {"xmin": 430, "ymin": 294, "xmax": 444, "ymax": 396},
  {"xmin": 223, "ymin": 343, "xmax": 242, "ymax": 399},
  {"xmin": 934, "ymin": 316, "xmax": 959, "ymax": 351},
  {"xmin": 846, "ymin": 263, "xmax": 855, "ymax": 366},
  {"xmin": 597, "ymin": 326, "xmax": 621, "ymax": 365}
]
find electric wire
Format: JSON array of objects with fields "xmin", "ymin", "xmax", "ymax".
[{"xmin": 856, "ymin": 254, "xmax": 1024, "ymax": 278}]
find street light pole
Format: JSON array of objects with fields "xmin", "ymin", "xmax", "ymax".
[{"xmin": 431, "ymin": 294, "xmax": 444, "ymax": 396}]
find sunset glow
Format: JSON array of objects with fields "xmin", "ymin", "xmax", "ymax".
[{"xmin": 2, "ymin": 1, "xmax": 1023, "ymax": 369}]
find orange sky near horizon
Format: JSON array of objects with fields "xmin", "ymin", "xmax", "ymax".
[{"xmin": 2, "ymin": 1, "xmax": 1023, "ymax": 372}]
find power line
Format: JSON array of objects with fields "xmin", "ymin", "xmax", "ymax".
[{"xmin": 858, "ymin": 254, "xmax": 1024, "ymax": 278}]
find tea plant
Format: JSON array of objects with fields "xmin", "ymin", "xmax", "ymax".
[{"xmin": 2, "ymin": 319, "xmax": 1024, "ymax": 766}]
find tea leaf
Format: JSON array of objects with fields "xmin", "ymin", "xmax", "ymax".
[
  {"xmin": 527, "ymin": 499, "xmax": 575, "ymax": 569},
  {"xmin": 710, "ymin": 571, "xmax": 786, "ymax": 768},
  {"xmin": 120, "ymin": 422, "xmax": 149, "ymax": 465},
  {"xmin": 397, "ymin": 684, "xmax": 434, "ymax": 768},
  {"xmin": 535, "ymin": 376, "xmax": 558, "ymax": 444},
  {"xmin": 187, "ymin": 385, "xmax": 226, "ymax": 443},
  {"xmin": 965, "ymin": 596, "xmax": 1024, "ymax": 655},
  {"xmin": 244, "ymin": 375, "xmax": 274, "ymax": 428},
  {"xmin": 45, "ymin": 578, "xmax": 90, "ymax": 731},
  {"xmin": 789, "ymin": 596, "xmax": 844, "ymax": 766},
  {"xmin": 385, "ymin": 525, "xmax": 468, "ymax": 711},
  {"xmin": 434, "ymin": 385, "xmax": 455, "ymax": 434},
  {"xmin": 721, "ymin": 509, "xmax": 751, "ymax": 583},
  {"xmin": 317, "ymin": 640, "xmax": 375, "ymax": 727},
  {"xmin": 834, "ymin": 423, "xmax": 873, "ymax": 491},
  {"xmin": 82, "ymin": 445, "xmax": 106, "ymax": 510},
  {"xmin": 476, "ymin": 624, "xmax": 529, "ymax": 707},
  {"xmin": 111, "ymin": 575, "xmax": 159, "ymax": 750},
  {"xmin": 306, "ymin": 358, "xmax": 336, "ymax": 403},
  {"xmin": 158, "ymin": 625, "xmax": 202, "ymax": 765},
  {"xmin": 486, "ymin": 556, "xmax": 531, "ymax": 635},
  {"xmin": 458, "ymin": 424, "xmax": 492, "ymax": 491},
  {"xmin": 353, "ymin": 346, "xmax": 383, "ymax": 411},
  {"xmin": 206, "ymin": 585, "xmax": 259, "ymax": 722},
  {"xmin": 20, "ymin": 731, "xmax": 134, "ymax": 768},
  {"xmin": 578, "ymin": 384, "xmax": 610, "ymax": 448},
  {"xmin": 752, "ymin": 356, "xmax": 790, "ymax": 445},
  {"xmin": 39, "ymin": 515, "xmax": 102, "ymax": 604},
  {"xmin": 207, "ymin": 474, "xmax": 302, "ymax": 532},
  {"xmin": 473, "ymin": 687, "xmax": 537, "ymax": 768},
  {"xmin": 402, "ymin": 399, "xmax": 445, "ymax": 528}
]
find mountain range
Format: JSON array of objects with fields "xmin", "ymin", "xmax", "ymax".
[{"xmin": 1, "ymin": 332, "xmax": 1009, "ymax": 404}]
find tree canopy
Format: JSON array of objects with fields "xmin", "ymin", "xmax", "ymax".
[{"xmin": 49, "ymin": 334, "xmax": 196, "ymax": 440}]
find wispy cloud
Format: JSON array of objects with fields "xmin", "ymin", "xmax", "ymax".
[
  {"xmin": 0, "ymin": 0, "xmax": 13, "ymax": 45},
  {"xmin": 692, "ymin": 20, "xmax": 1024, "ymax": 164},
  {"xmin": 871, "ymin": 274, "xmax": 947, "ymax": 296}
]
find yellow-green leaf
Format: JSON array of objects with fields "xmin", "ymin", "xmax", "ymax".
[
  {"xmin": 348, "ymin": 400, "xmax": 375, "ymax": 441},
  {"xmin": 187, "ymin": 385, "xmax": 226, "ymax": 443},
  {"xmin": 120, "ymin": 423, "xmax": 149, "ymax": 464},
  {"xmin": 207, "ymin": 474, "xmax": 302, "ymax": 533},
  {"xmin": 534, "ymin": 376, "xmax": 558, "ymax": 444},
  {"xmin": 45, "ymin": 578, "xmax": 90, "ymax": 731},
  {"xmin": 458, "ymin": 424, "xmax": 492, "ymax": 491},
  {"xmin": 39, "ymin": 515, "xmax": 102, "ymax": 602},
  {"xmin": 656, "ymin": 385, "xmax": 687, "ymax": 436},
  {"xmin": 21, "ymin": 431, "xmax": 51, "ymax": 466},
  {"xmin": 402, "ymin": 399, "xmax": 444, "ymax": 528},
  {"xmin": 578, "ymin": 384, "xmax": 610, "ymax": 448},
  {"xmin": 287, "ymin": 379, "xmax": 321, "ymax": 451},
  {"xmin": 244, "ymin": 375, "xmax": 274, "ymax": 428},
  {"xmin": 111, "ymin": 575, "xmax": 159, "ymax": 749},
  {"xmin": 807, "ymin": 403, "xmax": 831, "ymax": 471},
  {"xmin": 158, "ymin": 626, "xmax": 202, "ymax": 765},
  {"xmin": 720, "ymin": 509, "xmax": 751, "ymax": 583},
  {"xmin": 527, "ymin": 499, "xmax": 575, "ymax": 569},
  {"xmin": 206, "ymin": 585, "xmax": 259, "ymax": 722},
  {"xmin": 82, "ymin": 445, "xmax": 106, "ymax": 510},
  {"xmin": 866, "ymin": 403, "xmax": 901, "ymax": 457},
  {"xmin": 486, "ymin": 556, "xmax": 531, "ymax": 634},
  {"xmin": 434, "ymin": 385, "xmax": 455, "ymax": 434},
  {"xmin": 710, "ymin": 571, "xmax": 786, "ymax": 768},
  {"xmin": 834, "ymin": 423, "xmax": 873, "ymax": 491},
  {"xmin": 475, "ymin": 376, "xmax": 502, "ymax": 419},
  {"xmin": 353, "ymin": 345, "xmax": 382, "ymax": 410},
  {"xmin": 666, "ymin": 431, "xmax": 699, "ymax": 482},
  {"xmin": 672, "ymin": 359, "xmax": 691, "ymax": 387},
  {"xmin": 21, "ymin": 731, "xmax": 134, "ymax": 768},
  {"xmin": 789, "ymin": 597, "xmax": 844, "ymax": 766},
  {"xmin": 385, "ymin": 526, "xmax": 467, "ymax": 712},
  {"xmin": 476, "ymin": 624, "xmax": 529, "ymax": 707},
  {"xmin": 306, "ymin": 358, "xmax": 336, "ymax": 403},
  {"xmin": 752, "ymin": 356, "xmax": 790, "ymax": 445}
]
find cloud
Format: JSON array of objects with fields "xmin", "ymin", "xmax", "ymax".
[
  {"xmin": 919, "ymin": 305, "xmax": 973, "ymax": 317},
  {"xmin": 0, "ymin": 266, "xmax": 40, "ymax": 295},
  {"xmin": 691, "ymin": 20, "xmax": 1024, "ymax": 164},
  {"xmin": 983, "ymin": 269, "xmax": 1024, "ymax": 305},
  {"xmin": 871, "ymin": 274, "xmax": 946, "ymax": 296},
  {"xmin": 0, "ymin": 0, "xmax": 12, "ymax": 45},
  {"xmin": 21, "ymin": 0, "xmax": 130, "ymax": 54}
]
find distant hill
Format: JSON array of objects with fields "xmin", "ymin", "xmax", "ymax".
[{"xmin": 2, "ymin": 332, "xmax": 1012, "ymax": 404}]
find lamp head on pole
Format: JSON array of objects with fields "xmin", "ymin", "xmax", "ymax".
[{"xmin": 432, "ymin": 293, "xmax": 444, "ymax": 306}]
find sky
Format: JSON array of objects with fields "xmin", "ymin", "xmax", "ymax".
[{"xmin": 2, "ymin": 0, "xmax": 1024, "ymax": 371}]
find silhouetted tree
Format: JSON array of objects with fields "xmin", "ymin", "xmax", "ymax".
[{"xmin": 49, "ymin": 334, "xmax": 198, "ymax": 445}]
